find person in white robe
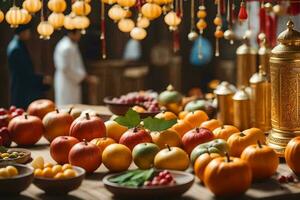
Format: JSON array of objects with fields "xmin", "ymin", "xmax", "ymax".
[{"xmin": 54, "ymin": 29, "xmax": 87, "ymax": 106}]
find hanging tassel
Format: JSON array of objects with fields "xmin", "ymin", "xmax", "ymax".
[
  {"xmin": 100, "ymin": 1, "xmax": 106, "ymax": 59},
  {"xmin": 173, "ymin": 30, "xmax": 180, "ymax": 53},
  {"xmin": 238, "ymin": 0, "xmax": 248, "ymax": 22}
]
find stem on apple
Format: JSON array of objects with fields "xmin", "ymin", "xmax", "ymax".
[
  {"xmin": 68, "ymin": 107, "xmax": 73, "ymax": 114},
  {"xmin": 221, "ymin": 124, "xmax": 224, "ymax": 129},
  {"xmin": 196, "ymin": 127, "xmax": 200, "ymax": 133},
  {"xmin": 239, "ymin": 132, "xmax": 245, "ymax": 137},
  {"xmin": 24, "ymin": 114, "xmax": 28, "ymax": 119},
  {"xmin": 225, "ymin": 152, "xmax": 231, "ymax": 162},
  {"xmin": 56, "ymin": 108, "xmax": 59, "ymax": 113},
  {"xmin": 133, "ymin": 127, "xmax": 138, "ymax": 133},
  {"xmin": 257, "ymin": 140, "xmax": 262, "ymax": 148},
  {"xmin": 82, "ymin": 139, "xmax": 88, "ymax": 145},
  {"xmin": 85, "ymin": 113, "xmax": 90, "ymax": 120},
  {"xmin": 166, "ymin": 144, "xmax": 171, "ymax": 151}
]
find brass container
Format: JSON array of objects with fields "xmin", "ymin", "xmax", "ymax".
[
  {"xmin": 233, "ymin": 87, "xmax": 251, "ymax": 130},
  {"xmin": 249, "ymin": 66, "xmax": 271, "ymax": 133},
  {"xmin": 214, "ymin": 81, "xmax": 236, "ymax": 125},
  {"xmin": 236, "ymin": 35, "xmax": 257, "ymax": 87},
  {"xmin": 267, "ymin": 20, "xmax": 300, "ymax": 155},
  {"xmin": 258, "ymin": 36, "xmax": 271, "ymax": 79}
]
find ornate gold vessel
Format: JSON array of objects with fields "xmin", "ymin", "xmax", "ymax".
[
  {"xmin": 267, "ymin": 20, "xmax": 300, "ymax": 155},
  {"xmin": 258, "ymin": 34, "xmax": 271, "ymax": 79},
  {"xmin": 236, "ymin": 35, "xmax": 257, "ymax": 87},
  {"xmin": 214, "ymin": 81, "xmax": 236, "ymax": 125},
  {"xmin": 233, "ymin": 87, "xmax": 251, "ymax": 130},
  {"xmin": 249, "ymin": 66, "xmax": 271, "ymax": 133}
]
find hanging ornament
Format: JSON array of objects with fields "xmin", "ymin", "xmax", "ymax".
[
  {"xmin": 48, "ymin": 12, "xmax": 65, "ymax": 29},
  {"xmin": 72, "ymin": 0, "xmax": 91, "ymax": 16},
  {"xmin": 48, "ymin": 0, "xmax": 67, "ymax": 13},
  {"xmin": 102, "ymin": 0, "xmax": 117, "ymax": 4},
  {"xmin": 214, "ymin": 0, "xmax": 223, "ymax": 57},
  {"xmin": 23, "ymin": 0, "xmax": 42, "ymax": 14},
  {"xmin": 37, "ymin": 21, "xmax": 54, "ymax": 40},
  {"xmin": 64, "ymin": 13, "xmax": 75, "ymax": 30},
  {"xmin": 164, "ymin": 11, "xmax": 181, "ymax": 31},
  {"xmin": 108, "ymin": 5, "xmax": 127, "ymax": 22},
  {"xmin": 196, "ymin": 19, "xmax": 207, "ymax": 33},
  {"xmin": 137, "ymin": 15, "xmax": 150, "ymax": 28},
  {"xmin": 149, "ymin": 0, "xmax": 173, "ymax": 5},
  {"xmin": 100, "ymin": 1, "xmax": 106, "ymax": 59},
  {"xmin": 187, "ymin": 0, "xmax": 198, "ymax": 41},
  {"xmin": 141, "ymin": 3, "xmax": 162, "ymax": 20},
  {"xmin": 20, "ymin": 8, "xmax": 32, "ymax": 24},
  {"xmin": 130, "ymin": 27, "xmax": 147, "ymax": 40},
  {"xmin": 5, "ymin": 6, "xmax": 23, "ymax": 28},
  {"xmin": 264, "ymin": 2, "xmax": 273, "ymax": 13},
  {"xmin": 238, "ymin": 0, "xmax": 248, "ymax": 22},
  {"xmin": 0, "ymin": 10, "xmax": 4, "ymax": 23},
  {"xmin": 273, "ymin": 3, "xmax": 286, "ymax": 16},
  {"xmin": 118, "ymin": 18, "xmax": 135, "ymax": 32},
  {"xmin": 196, "ymin": 4, "xmax": 207, "ymax": 34},
  {"xmin": 117, "ymin": 0, "xmax": 136, "ymax": 8},
  {"xmin": 73, "ymin": 15, "xmax": 90, "ymax": 34},
  {"xmin": 224, "ymin": 0, "xmax": 235, "ymax": 44}
]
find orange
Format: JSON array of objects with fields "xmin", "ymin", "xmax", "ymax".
[
  {"xmin": 91, "ymin": 137, "xmax": 116, "ymax": 155},
  {"xmin": 170, "ymin": 120, "xmax": 193, "ymax": 138},
  {"xmin": 62, "ymin": 164, "xmax": 73, "ymax": 171},
  {"xmin": 184, "ymin": 110, "xmax": 208, "ymax": 128},
  {"xmin": 155, "ymin": 111, "xmax": 177, "ymax": 121},
  {"xmin": 151, "ymin": 129, "xmax": 182, "ymax": 149},
  {"xmin": 34, "ymin": 169, "xmax": 43, "ymax": 177},
  {"xmin": 42, "ymin": 167, "xmax": 54, "ymax": 178},
  {"xmin": 52, "ymin": 165, "xmax": 63, "ymax": 174},
  {"xmin": 63, "ymin": 169, "xmax": 77, "ymax": 178},
  {"xmin": 201, "ymin": 119, "xmax": 221, "ymax": 132},
  {"xmin": 44, "ymin": 163, "xmax": 53, "ymax": 168},
  {"xmin": 132, "ymin": 106, "xmax": 146, "ymax": 113},
  {"xmin": 178, "ymin": 111, "xmax": 188, "ymax": 120},
  {"xmin": 54, "ymin": 172, "xmax": 65, "ymax": 179},
  {"xmin": 194, "ymin": 153, "xmax": 220, "ymax": 181},
  {"xmin": 213, "ymin": 125, "xmax": 240, "ymax": 140},
  {"xmin": 102, "ymin": 143, "xmax": 132, "ymax": 172},
  {"xmin": 105, "ymin": 120, "xmax": 128, "ymax": 142}
]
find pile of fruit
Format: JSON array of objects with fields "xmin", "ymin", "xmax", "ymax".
[
  {"xmin": 144, "ymin": 170, "xmax": 176, "ymax": 187},
  {"xmin": 0, "ymin": 149, "xmax": 26, "ymax": 161},
  {"xmin": 0, "ymin": 165, "xmax": 19, "ymax": 178}
]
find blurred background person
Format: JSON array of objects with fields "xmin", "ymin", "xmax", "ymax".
[{"xmin": 6, "ymin": 24, "xmax": 52, "ymax": 109}]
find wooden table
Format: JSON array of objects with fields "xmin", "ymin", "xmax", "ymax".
[{"xmin": 6, "ymin": 105, "xmax": 300, "ymax": 200}]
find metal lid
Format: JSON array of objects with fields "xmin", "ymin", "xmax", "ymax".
[
  {"xmin": 236, "ymin": 34, "xmax": 257, "ymax": 55},
  {"xmin": 214, "ymin": 81, "xmax": 236, "ymax": 95},
  {"xmin": 233, "ymin": 87, "xmax": 250, "ymax": 100},
  {"xmin": 277, "ymin": 20, "xmax": 300, "ymax": 45},
  {"xmin": 258, "ymin": 37, "xmax": 271, "ymax": 55},
  {"xmin": 250, "ymin": 66, "xmax": 268, "ymax": 84}
]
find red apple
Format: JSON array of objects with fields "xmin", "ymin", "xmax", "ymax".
[
  {"xmin": 27, "ymin": 99, "xmax": 55, "ymax": 119},
  {"xmin": 119, "ymin": 128, "xmax": 152, "ymax": 151},
  {"xmin": 50, "ymin": 136, "xmax": 79, "ymax": 164},
  {"xmin": 182, "ymin": 127, "xmax": 214, "ymax": 154},
  {"xmin": 43, "ymin": 109, "xmax": 74, "ymax": 142},
  {"xmin": 11, "ymin": 108, "xmax": 25, "ymax": 119},
  {"xmin": 0, "ymin": 108, "xmax": 8, "ymax": 115},
  {"xmin": 0, "ymin": 127, "xmax": 12, "ymax": 147},
  {"xmin": 68, "ymin": 140, "xmax": 102, "ymax": 173},
  {"xmin": 9, "ymin": 106, "xmax": 16, "ymax": 114},
  {"xmin": 0, "ymin": 114, "xmax": 10, "ymax": 128},
  {"xmin": 69, "ymin": 113, "xmax": 106, "ymax": 141},
  {"xmin": 8, "ymin": 114, "xmax": 43, "ymax": 146}
]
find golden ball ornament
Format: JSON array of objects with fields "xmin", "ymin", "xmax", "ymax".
[
  {"xmin": 164, "ymin": 11, "xmax": 181, "ymax": 31},
  {"xmin": 117, "ymin": 0, "xmax": 136, "ymax": 8},
  {"xmin": 188, "ymin": 31, "xmax": 198, "ymax": 41},
  {"xmin": 64, "ymin": 14, "xmax": 75, "ymax": 30},
  {"xmin": 137, "ymin": 16, "xmax": 150, "ymax": 28},
  {"xmin": 264, "ymin": 3, "xmax": 273, "ymax": 12},
  {"xmin": 196, "ymin": 19, "xmax": 207, "ymax": 31},
  {"xmin": 224, "ymin": 29, "xmax": 235, "ymax": 44},
  {"xmin": 102, "ymin": 0, "xmax": 117, "ymax": 4},
  {"xmin": 73, "ymin": 15, "xmax": 90, "ymax": 34},
  {"xmin": 146, "ymin": 0, "xmax": 173, "ymax": 5},
  {"xmin": 20, "ymin": 9, "xmax": 32, "ymax": 24},
  {"xmin": 22, "ymin": 0, "xmax": 42, "ymax": 14},
  {"xmin": 108, "ymin": 5, "xmax": 127, "ymax": 22},
  {"xmin": 5, "ymin": 6, "xmax": 24, "ymax": 28},
  {"xmin": 273, "ymin": 4, "xmax": 286, "ymax": 16},
  {"xmin": 48, "ymin": 12, "xmax": 65, "ymax": 29},
  {"xmin": 0, "ymin": 10, "xmax": 4, "ymax": 23},
  {"xmin": 118, "ymin": 18, "xmax": 135, "ymax": 33},
  {"xmin": 37, "ymin": 21, "xmax": 54, "ymax": 40},
  {"xmin": 48, "ymin": 0, "xmax": 67, "ymax": 13},
  {"xmin": 130, "ymin": 27, "xmax": 147, "ymax": 40},
  {"xmin": 72, "ymin": 1, "xmax": 91, "ymax": 16},
  {"xmin": 141, "ymin": 3, "xmax": 162, "ymax": 20}
]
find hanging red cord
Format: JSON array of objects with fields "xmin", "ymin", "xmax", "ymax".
[{"xmin": 238, "ymin": 0, "xmax": 248, "ymax": 22}]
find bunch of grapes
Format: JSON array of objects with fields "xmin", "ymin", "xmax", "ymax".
[{"xmin": 144, "ymin": 170, "xmax": 176, "ymax": 187}]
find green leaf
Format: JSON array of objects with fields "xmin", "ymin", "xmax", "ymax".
[
  {"xmin": 143, "ymin": 117, "xmax": 177, "ymax": 132},
  {"xmin": 0, "ymin": 146, "xmax": 7, "ymax": 153},
  {"xmin": 114, "ymin": 109, "xmax": 141, "ymax": 128}
]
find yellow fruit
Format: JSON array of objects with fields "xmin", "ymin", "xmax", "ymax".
[
  {"xmin": 31, "ymin": 156, "xmax": 44, "ymax": 169},
  {"xmin": 0, "ymin": 168, "xmax": 9, "ymax": 178},
  {"xmin": 44, "ymin": 163, "xmax": 53, "ymax": 168},
  {"xmin": 102, "ymin": 144, "xmax": 132, "ymax": 172},
  {"xmin": 34, "ymin": 169, "xmax": 43, "ymax": 177},
  {"xmin": 155, "ymin": 111, "xmax": 177, "ymax": 121},
  {"xmin": 54, "ymin": 172, "xmax": 65, "ymax": 179},
  {"xmin": 63, "ymin": 169, "xmax": 77, "ymax": 178},
  {"xmin": 105, "ymin": 120, "xmax": 128, "ymax": 142},
  {"xmin": 52, "ymin": 165, "xmax": 63, "ymax": 174},
  {"xmin": 42, "ymin": 167, "xmax": 54, "ymax": 178},
  {"xmin": 151, "ymin": 130, "xmax": 182, "ymax": 149},
  {"xmin": 62, "ymin": 164, "xmax": 73, "ymax": 171},
  {"xmin": 6, "ymin": 166, "xmax": 18, "ymax": 176}
]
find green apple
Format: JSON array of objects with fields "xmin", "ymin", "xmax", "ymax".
[{"xmin": 132, "ymin": 143, "xmax": 160, "ymax": 169}]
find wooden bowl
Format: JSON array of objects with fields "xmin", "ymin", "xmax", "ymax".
[
  {"xmin": 0, "ymin": 163, "xmax": 34, "ymax": 195},
  {"xmin": 33, "ymin": 166, "xmax": 85, "ymax": 194},
  {"xmin": 0, "ymin": 148, "xmax": 31, "ymax": 164},
  {"xmin": 103, "ymin": 170, "xmax": 194, "ymax": 198},
  {"xmin": 104, "ymin": 96, "xmax": 160, "ymax": 118}
]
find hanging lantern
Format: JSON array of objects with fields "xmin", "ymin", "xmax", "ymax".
[
  {"xmin": 273, "ymin": 4, "xmax": 286, "ymax": 16},
  {"xmin": 117, "ymin": 0, "xmax": 136, "ymax": 8},
  {"xmin": 150, "ymin": 0, "xmax": 173, "ymax": 5},
  {"xmin": 20, "ymin": 9, "xmax": 32, "ymax": 24},
  {"xmin": 48, "ymin": 12, "xmax": 65, "ymax": 29},
  {"xmin": 137, "ymin": 15, "xmax": 150, "ymax": 28},
  {"xmin": 23, "ymin": 0, "xmax": 42, "ymax": 14},
  {"xmin": 130, "ymin": 27, "xmax": 147, "ymax": 40},
  {"xmin": 141, "ymin": 3, "xmax": 162, "ymax": 20},
  {"xmin": 37, "ymin": 21, "xmax": 54, "ymax": 40},
  {"xmin": 164, "ymin": 11, "xmax": 181, "ymax": 31},
  {"xmin": 238, "ymin": 0, "xmax": 248, "ymax": 22},
  {"xmin": 102, "ymin": 0, "xmax": 117, "ymax": 4},
  {"xmin": 73, "ymin": 15, "xmax": 90, "ymax": 34},
  {"xmin": 72, "ymin": 1, "xmax": 91, "ymax": 16},
  {"xmin": 196, "ymin": 19, "xmax": 207, "ymax": 33},
  {"xmin": 64, "ymin": 13, "xmax": 75, "ymax": 30},
  {"xmin": 5, "ymin": 6, "xmax": 23, "ymax": 28},
  {"xmin": 48, "ymin": 0, "xmax": 67, "ymax": 13},
  {"xmin": 0, "ymin": 10, "xmax": 4, "ymax": 23},
  {"xmin": 108, "ymin": 5, "xmax": 127, "ymax": 22},
  {"xmin": 118, "ymin": 18, "xmax": 134, "ymax": 33}
]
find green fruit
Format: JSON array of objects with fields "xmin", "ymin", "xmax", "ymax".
[
  {"xmin": 158, "ymin": 85, "xmax": 183, "ymax": 106},
  {"xmin": 184, "ymin": 100, "xmax": 206, "ymax": 112},
  {"xmin": 190, "ymin": 139, "xmax": 229, "ymax": 164},
  {"xmin": 132, "ymin": 143, "xmax": 160, "ymax": 169}
]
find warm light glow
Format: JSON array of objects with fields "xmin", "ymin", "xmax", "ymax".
[
  {"xmin": 137, "ymin": 16, "xmax": 150, "ymax": 28},
  {"xmin": 108, "ymin": 5, "xmax": 127, "ymax": 22},
  {"xmin": 147, "ymin": 0, "xmax": 173, "ymax": 5},
  {"xmin": 102, "ymin": 0, "xmax": 117, "ymax": 4},
  {"xmin": 118, "ymin": 18, "xmax": 134, "ymax": 33},
  {"xmin": 117, "ymin": 0, "xmax": 136, "ymax": 8},
  {"xmin": 141, "ymin": 3, "xmax": 162, "ymax": 20},
  {"xmin": 64, "ymin": 13, "xmax": 75, "ymax": 30},
  {"xmin": 164, "ymin": 11, "xmax": 181, "ymax": 31},
  {"xmin": 20, "ymin": 8, "xmax": 32, "ymax": 24},
  {"xmin": 73, "ymin": 15, "xmax": 90, "ymax": 34},
  {"xmin": 37, "ymin": 21, "xmax": 54, "ymax": 40},
  {"xmin": 5, "ymin": 6, "xmax": 24, "ymax": 28},
  {"xmin": 130, "ymin": 27, "xmax": 147, "ymax": 40},
  {"xmin": 22, "ymin": 0, "xmax": 42, "ymax": 14},
  {"xmin": 72, "ymin": 1, "xmax": 91, "ymax": 16},
  {"xmin": 48, "ymin": 12, "xmax": 65, "ymax": 29},
  {"xmin": 0, "ymin": 10, "xmax": 4, "ymax": 23},
  {"xmin": 48, "ymin": 0, "xmax": 67, "ymax": 13}
]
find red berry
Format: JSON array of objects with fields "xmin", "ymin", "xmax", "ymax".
[
  {"xmin": 278, "ymin": 175, "xmax": 287, "ymax": 184},
  {"xmin": 159, "ymin": 178, "xmax": 169, "ymax": 185},
  {"xmin": 165, "ymin": 174, "xmax": 173, "ymax": 182}
]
